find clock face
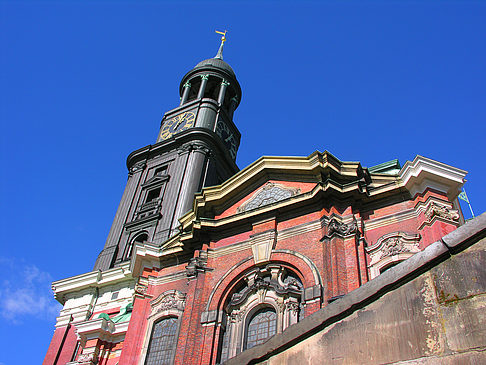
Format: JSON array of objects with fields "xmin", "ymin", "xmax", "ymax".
[
  {"xmin": 160, "ymin": 112, "xmax": 196, "ymax": 140},
  {"xmin": 216, "ymin": 121, "xmax": 238, "ymax": 160}
]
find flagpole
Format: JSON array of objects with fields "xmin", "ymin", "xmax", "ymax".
[{"xmin": 461, "ymin": 188, "xmax": 475, "ymax": 218}]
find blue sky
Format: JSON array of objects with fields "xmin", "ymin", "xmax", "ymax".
[{"xmin": 1, "ymin": 1, "xmax": 485, "ymax": 363}]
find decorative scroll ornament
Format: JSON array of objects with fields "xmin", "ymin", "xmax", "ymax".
[
  {"xmin": 425, "ymin": 202, "xmax": 459, "ymax": 222},
  {"xmin": 178, "ymin": 142, "xmax": 211, "ymax": 157},
  {"xmin": 327, "ymin": 218, "xmax": 357, "ymax": 237},
  {"xmin": 135, "ymin": 283, "xmax": 148, "ymax": 297},
  {"xmin": 129, "ymin": 161, "xmax": 146, "ymax": 174},
  {"xmin": 227, "ymin": 265, "xmax": 303, "ymax": 309},
  {"xmin": 149, "ymin": 290, "xmax": 186, "ymax": 317},
  {"xmin": 366, "ymin": 231, "xmax": 421, "ymax": 279},
  {"xmin": 366, "ymin": 232, "xmax": 421, "ymax": 266},
  {"xmin": 237, "ymin": 182, "xmax": 301, "ymax": 213}
]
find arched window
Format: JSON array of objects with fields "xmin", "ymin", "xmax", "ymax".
[
  {"xmin": 217, "ymin": 264, "xmax": 303, "ymax": 362},
  {"xmin": 124, "ymin": 233, "xmax": 148, "ymax": 260},
  {"xmin": 245, "ymin": 307, "xmax": 277, "ymax": 350},
  {"xmin": 145, "ymin": 317, "xmax": 178, "ymax": 365}
]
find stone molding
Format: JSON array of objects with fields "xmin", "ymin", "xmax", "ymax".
[
  {"xmin": 75, "ymin": 316, "xmax": 130, "ymax": 348},
  {"xmin": 367, "ymin": 231, "xmax": 421, "ymax": 279},
  {"xmin": 52, "ymin": 262, "xmax": 133, "ymax": 304},
  {"xmin": 220, "ymin": 264, "xmax": 303, "ymax": 360},
  {"xmin": 399, "ymin": 155, "xmax": 467, "ymax": 200},
  {"xmin": 134, "ymin": 282, "xmax": 148, "ymax": 299},
  {"xmin": 425, "ymin": 202, "xmax": 459, "ymax": 222},
  {"xmin": 149, "ymin": 290, "xmax": 186, "ymax": 318},
  {"xmin": 326, "ymin": 218, "xmax": 358, "ymax": 238},
  {"xmin": 177, "ymin": 141, "xmax": 211, "ymax": 157}
]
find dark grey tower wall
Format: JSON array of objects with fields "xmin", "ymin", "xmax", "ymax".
[{"xmin": 94, "ymin": 51, "xmax": 242, "ymax": 271}]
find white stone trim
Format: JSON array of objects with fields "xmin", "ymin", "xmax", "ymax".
[
  {"xmin": 366, "ymin": 231, "xmax": 421, "ymax": 279},
  {"xmin": 52, "ymin": 262, "xmax": 132, "ymax": 304},
  {"xmin": 399, "ymin": 155, "xmax": 467, "ymax": 200}
]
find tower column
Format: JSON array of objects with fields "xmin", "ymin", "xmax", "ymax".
[
  {"xmin": 217, "ymin": 79, "xmax": 230, "ymax": 105},
  {"xmin": 197, "ymin": 74, "xmax": 210, "ymax": 99},
  {"xmin": 180, "ymin": 81, "xmax": 192, "ymax": 105},
  {"xmin": 170, "ymin": 143, "xmax": 211, "ymax": 235},
  {"xmin": 228, "ymin": 96, "xmax": 238, "ymax": 119}
]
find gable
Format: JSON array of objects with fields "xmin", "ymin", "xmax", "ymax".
[{"xmin": 215, "ymin": 180, "xmax": 315, "ymax": 219}]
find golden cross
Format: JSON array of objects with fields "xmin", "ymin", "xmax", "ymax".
[{"xmin": 215, "ymin": 30, "xmax": 227, "ymax": 44}]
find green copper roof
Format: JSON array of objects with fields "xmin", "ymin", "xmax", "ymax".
[
  {"xmin": 368, "ymin": 159, "xmax": 401, "ymax": 175},
  {"xmin": 96, "ymin": 302, "xmax": 133, "ymax": 324},
  {"xmin": 194, "ymin": 57, "xmax": 235, "ymax": 77}
]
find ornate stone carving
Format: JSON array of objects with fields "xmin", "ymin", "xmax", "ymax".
[
  {"xmin": 129, "ymin": 161, "xmax": 146, "ymax": 174},
  {"xmin": 327, "ymin": 218, "xmax": 357, "ymax": 237},
  {"xmin": 425, "ymin": 202, "xmax": 459, "ymax": 222},
  {"xmin": 149, "ymin": 290, "xmax": 186, "ymax": 317},
  {"xmin": 186, "ymin": 251, "xmax": 209, "ymax": 278},
  {"xmin": 380, "ymin": 237, "xmax": 408, "ymax": 258},
  {"xmin": 229, "ymin": 309, "xmax": 244, "ymax": 323},
  {"xmin": 177, "ymin": 142, "xmax": 211, "ymax": 157},
  {"xmin": 228, "ymin": 265, "xmax": 302, "ymax": 309},
  {"xmin": 192, "ymin": 144, "xmax": 211, "ymax": 157},
  {"xmin": 77, "ymin": 352, "xmax": 97, "ymax": 364},
  {"xmin": 238, "ymin": 183, "xmax": 301, "ymax": 213},
  {"xmin": 135, "ymin": 283, "xmax": 148, "ymax": 297},
  {"xmin": 366, "ymin": 231, "xmax": 421, "ymax": 279},
  {"xmin": 285, "ymin": 300, "xmax": 300, "ymax": 314}
]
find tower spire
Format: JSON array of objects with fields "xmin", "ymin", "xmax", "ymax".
[{"xmin": 215, "ymin": 30, "xmax": 227, "ymax": 59}]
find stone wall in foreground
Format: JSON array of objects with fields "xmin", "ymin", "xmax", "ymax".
[{"xmin": 227, "ymin": 213, "xmax": 486, "ymax": 365}]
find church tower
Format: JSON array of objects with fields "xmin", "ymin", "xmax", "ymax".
[
  {"xmin": 94, "ymin": 37, "xmax": 242, "ymax": 271},
  {"xmin": 45, "ymin": 34, "xmax": 470, "ymax": 365}
]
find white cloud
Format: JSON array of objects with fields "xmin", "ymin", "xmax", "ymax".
[{"xmin": 0, "ymin": 262, "xmax": 61, "ymax": 324}]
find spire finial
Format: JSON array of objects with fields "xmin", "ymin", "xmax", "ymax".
[{"xmin": 215, "ymin": 30, "xmax": 227, "ymax": 60}]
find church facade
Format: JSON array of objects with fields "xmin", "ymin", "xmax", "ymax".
[{"xmin": 44, "ymin": 43, "xmax": 468, "ymax": 365}]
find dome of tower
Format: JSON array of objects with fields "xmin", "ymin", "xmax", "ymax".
[{"xmin": 193, "ymin": 57, "xmax": 236, "ymax": 78}]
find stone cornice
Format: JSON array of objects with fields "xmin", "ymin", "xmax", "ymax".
[
  {"xmin": 130, "ymin": 153, "xmax": 467, "ymax": 272},
  {"xmin": 52, "ymin": 262, "xmax": 133, "ymax": 304},
  {"xmin": 399, "ymin": 155, "xmax": 467, "ymax": 200},
  {"xmin": 126, "ymin": 128, "xmax": 238, "ymax": 174},
  {"xmin": 76, "ymin": 317, "xmax": 130, "ymax": 344}
]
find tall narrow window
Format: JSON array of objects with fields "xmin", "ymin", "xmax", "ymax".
[
  {"xmin": 145, "ymin": 317, "xmax": 178, "ymax": 365},
  {"xmin": 245, "ymin": 307, "xmax": 277, "ymax": 350}
]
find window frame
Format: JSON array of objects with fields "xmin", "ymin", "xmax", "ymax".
[
  {"xmin": 144, "ymin": 316, "xmax": 180, "ymax": 365},
  {"xmin": 139, "ymin": 290, "xmax": 186, "ymax": 365}
]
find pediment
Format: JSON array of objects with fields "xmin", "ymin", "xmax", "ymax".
[
  {"xmin": 237, "ymin": 182, "xmax": 301, "ymax": 213},
  {"xmin": 141, "ymin": 173, "xmax": 170, "ymax": 188},
  {"xmin": 179, "ymin": 151, "xmax": 370, "ymax": 226},
  {"xmin": 216, "ymin": 180, "xmax": 314, "ymax": 219}
]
